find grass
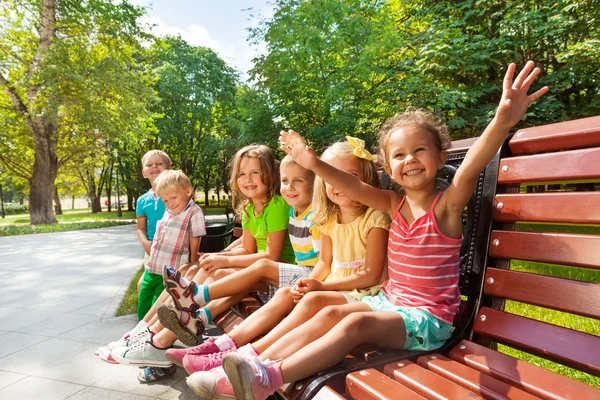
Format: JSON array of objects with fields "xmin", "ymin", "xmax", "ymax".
[
  {"xmin": 497, "ymin": 222, "xmax": 600, "ymax": 388},
  {"xmin": 115, "ymin": 265, "xmax": 145, "ymax": 317}
]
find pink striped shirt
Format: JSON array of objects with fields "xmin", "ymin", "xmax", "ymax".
[{"xmin": 381, "ymin": 192, "xmax": 462, "ymax": 324}]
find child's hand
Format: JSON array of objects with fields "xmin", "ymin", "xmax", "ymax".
[
  {"xmin": 198, "ymin": 254, "xmax": 228, "ymax": 273},
  {"xmin": 294, "ymin": 278, "xmax": 323, "ymax": 294},
  {"xmin": 279, "ymin": 130, "xmax": 318, "ymax": 170},
  {"xmin": 495, "ymin": 61, "xmax": 549, "ymax": 130},
  {"xmin": 290, "ymin": 284, "xmax": 304, "ymax": 303}
]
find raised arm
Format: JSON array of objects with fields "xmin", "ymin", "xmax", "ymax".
[
  {"xmin": 280, "ymin": 131, "xmax": 400, "ymax": 216},
  {"xmin": 443, "ymin": 61, "xmax": 549, "ymax": 212}
]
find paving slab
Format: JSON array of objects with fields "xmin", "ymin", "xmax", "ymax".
[{"xmin": 0, "ymin": 225, "xmax": 201, "ymax": 399}]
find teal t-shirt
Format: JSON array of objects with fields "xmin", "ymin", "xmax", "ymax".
[
  {"xmin": 136, "ymin": 189, "xmax": 166, "ymax": 241},
  {"xmin": 242, "ymin": 194, "xmax": 295, "ymax": 264}
]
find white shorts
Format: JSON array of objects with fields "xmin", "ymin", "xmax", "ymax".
[{"xmin": 257, "ymin": 263, "xmax": 313, "ymax": 303}]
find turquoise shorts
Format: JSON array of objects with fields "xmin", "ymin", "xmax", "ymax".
[{"xmin": 361, "ymin": 291, "xmax": 453, "ymax": 352}]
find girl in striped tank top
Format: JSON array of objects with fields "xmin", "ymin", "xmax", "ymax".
[{"xmin": 188, "ymin": 62, "xmax": 549, "ymax": 400}]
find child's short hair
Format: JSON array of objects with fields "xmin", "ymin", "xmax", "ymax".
[
  {"xmin": 154, "ymin": 170, "xmax": 193, "ymax": 197},
  {"xmin": 313, "ymin": 141, "xmax": 379, "ymax": 226},
  {"xmin": 280, "ymin": 154, "xmax": 315, "ymax": 181},
  {"xmin": 377, "ymin": 108, "xmax": 451, "ymax": 165},
  {"xmin": 142, "ymin": 150, "xmax": 172, "ymax": 168},
  {"xmin": 230, "ymin": 145, "xmax": 280, "ymax": 216}
]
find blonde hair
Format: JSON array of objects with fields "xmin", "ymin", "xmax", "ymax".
[
  {"xmin": 281, "ymin": 154, "xmax": 315, "ymax": 181},
  {"xmin": 230, "ymin": 145, "xmax": 280, "ymax": 216},
  {"xmin": 153, "ymin": 170, "xmax": 193, "ymax": 197},
  {"xmin": 141, "ymin": 150, "xmax": 172, "ymax": 168},
  {"xmin": 377, "ymin": 108, "xmax": 451, "ymax": 165},
  {"xmin": 313, "ymin": 142, "xmax": 379, "ymax": 227}
]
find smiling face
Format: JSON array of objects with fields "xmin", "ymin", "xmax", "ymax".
[
  {"xmin": 142, "ymin": 154, "xmax": 169, "ymax": 184},
  {"xmin": 160, "ymin": 185, "xmax": 193, "ymax": 214},
  {"xmin": 280, "ymin": 163, "xmax": 313, "ymax": 214},
  {"xmin": 236, "ymin": 156, "xmax": 269, "ymax": 202},
  {"xmin": 322, "ymin": 155, "xmax": 364, "ymax": 208},
  {"xmin": 384, "ymin": 125, "xmax": 446, "ymax": 192}
]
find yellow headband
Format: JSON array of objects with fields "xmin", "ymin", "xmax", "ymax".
[{"xmin": 346, "ymin": 136, "xmax": 374, "ymax": 161}]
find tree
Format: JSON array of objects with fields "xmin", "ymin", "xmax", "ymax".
[
  {"xmin": 0, "ymin": 0, "xmax": 153, "ymax": 223},
  {"xmin": 146, "ymin": 36, "xmax": 239, "ymax": 191}
]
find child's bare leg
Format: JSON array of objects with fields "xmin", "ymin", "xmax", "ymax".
[
  {"xmin": 280, "ymin": 311, "xmax": 406, "ymax": 382},
  {"xmin": 207, "ymin": 259, "xmax": 279, "ymax": 299},
  {"xmin": 228, "ymin": 287, "xmax": 296, "ymax": 346},
  {"xmin": 251, "ymin": 291, "xmax": 348, "ymax": 353}
]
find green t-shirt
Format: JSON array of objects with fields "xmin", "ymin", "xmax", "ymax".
[{"xmin": 242, "ymin": 194, "xmax": 295, "ymax": 264}]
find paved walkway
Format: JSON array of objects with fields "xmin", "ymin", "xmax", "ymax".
[{"xmin": 0, "ymin": 224, "xmax": 207, "ymax": 400}]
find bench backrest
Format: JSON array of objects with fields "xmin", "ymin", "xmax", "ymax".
[{"xmin": 473, "ymin": 116, "xmax": 600, "ymax": 380}]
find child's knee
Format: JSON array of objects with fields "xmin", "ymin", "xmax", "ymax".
[
  {"xmin": 183, "ymin": 264, "xmax": 200, "ymax": 279},
  {"xmin": 178, "ymin": 263, "xmax": 191, "ymax": 274},
  {"xmin": 338, "ymin": 313, "xmax": 370, "ymax": 336},
  {"xmin": 251, "ymin": 258, "xmax": 276, "ymax": 272}
]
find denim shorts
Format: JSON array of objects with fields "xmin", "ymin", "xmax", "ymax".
[{"xmin": 361, "ymin": 291, "xmax": 453, "ymax": 351}]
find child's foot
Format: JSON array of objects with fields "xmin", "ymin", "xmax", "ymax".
[
  {"xmin": 222, "ymin": 353, "xmax": 283, "ymax": 400},
  {"xmin": 111, "ymin": 340, "xmax": 173, "ymax": 368},
  {"xmin": 137, "ymin": 365, "xmax": 178, "ymax": 383},
  {"xmin": 187, "ymin": 367, "xmax": 235, "ymax": 400},
  {"xmin": 165, "ymin": 337, "xmax": 220, "ymax": 367},
  {"xmin": 183, "ymin": 349, "xmax": 235, "ymax": 374},
  {"xmin": 157, "ymin": 302, "xmax": 205, "ymax": 346},
  {"xmin": 163, "ymin": 265, "xmax": 206, "ymax": 311}
]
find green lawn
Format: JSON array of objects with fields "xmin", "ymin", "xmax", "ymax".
[{"xmin": 499, "ymin": 223, "xmax": 600, "ymax": 388}]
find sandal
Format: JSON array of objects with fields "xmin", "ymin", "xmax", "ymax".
[{"xmin": 137, "ymin": 365, "xmax": 178, "ymax": 383}]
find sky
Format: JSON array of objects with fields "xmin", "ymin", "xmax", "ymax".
[{"xmin": 130, "ymin": 1, "xmax": 275, "ymax": 82}]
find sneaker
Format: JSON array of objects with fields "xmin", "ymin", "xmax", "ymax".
[
  {"xmin": 183, "ymin": 349, "xmax": 235, "ymax": 374},
  {"xmin": 106, "ymin": 325, "xmax": 152, "ymax": 351},
  {"xmin": 165, "ymin": 337, "xmax": 220, "ymax": 367},
  {"xmin": 163, "ymin": 265, "xmax": 203, "ymax": 312},
  {"xmin": 157, "ymin": 302, "xmax": 205, "ymax": 346},
  {"xmin": 187, "ymin": 367, "xmax": 235, "ymax": 400},
  {"xmin": 138, "ymin": 365, "xmax": 178, "ymax": 383},
  {"xmin": 111, "ymin": 340, "xmax": 173, "ymax": 368},
  {"xmin": 222, "ymin": 353, "xmax": 283, "ymax": 400}
]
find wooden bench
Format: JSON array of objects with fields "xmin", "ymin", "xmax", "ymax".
[{"xmin": 278, "ymin": 115, "xmax": 600, "ymax": 399}]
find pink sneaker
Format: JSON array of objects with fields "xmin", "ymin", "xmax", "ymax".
[
  {"xmin": 157, "ymin": 302, "xmax": 204, "ymax": 346},
  {"xmin": 222, "ymin": 353, "xmax": 283, "ymax": 400},
  {"xmin": 183, "ymin": 348, "xmax": 235, "ymax": 374},
  {"xmin": 187, "ymin": 367, "xmax": 235, "ymax": 400},
  {"xmin": 162, "ymin": 265, "xmax": 203, "ymax": 312},
  {"xmin": 165, "ymin": 337, "xmax": 220, "ymax": 367}
]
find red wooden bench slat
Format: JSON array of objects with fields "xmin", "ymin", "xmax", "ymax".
[
  {"xmin": 383, "ymin": 360, "xmax": 484, "ymax": 399},
  {"xmin": 483, "ymin": 268, "xmax": 600, "ymax": 319},
  {"xmin": 498, "ymin": 147, "xmax": 600, "ymax": 184},
  {"xmin": 449, "ymin": 340, "xmax": 600, "ymax": 400},
  {"xmin": 449, "ymin": 137, "xmax": 479, "ymax": 154},
  {"xmin": 236, "ymin": 297, "xmax": 263, "ymax": 317},
  {"xmin": 233, "ymin": 226, "xmax": 243, "ymax": 238},
  {"xmin": 493, "ymin": 193, "xmax": 600, "ymax": 224},
  {"xmin": 213, "ymin": 310, "xmax": 243, "ymax": 334},
  {"xmin": 489, "ymin": 231, "xmax": 600, "ymax": 270},
  {"xmin": 346, "ymin": 368, "xmax": 425, "ymax": 400},
  {"xmin": 473, "ymin": 307, "xmax": 600, "ymax": 376},
  {"xmin": 417, "ymin": 353, "xmax": 539, "ymax": 400},
  {"xmin": 312, "ymin": 385, "xmax": 347, "ymax": 400},
  {"xmin": 509, "ymin": 115, "xmax": 600, "ymax": 155}
]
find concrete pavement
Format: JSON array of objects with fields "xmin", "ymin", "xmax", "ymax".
[{"xmin": 0, "ymin": 224, "xmax": 206, "ymax": 400}]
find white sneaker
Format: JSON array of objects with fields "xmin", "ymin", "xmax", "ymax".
[
  {"xmin": 107, "ymin": 325, "xmax": 151, "ymax": 350},
  {"xmin": 111, "ymin": 340, "xmax": 173, "ymax": 368}
]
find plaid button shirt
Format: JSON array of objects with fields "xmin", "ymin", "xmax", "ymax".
[{"xmin": 148, "ymin": 199, "xmax": 205, "ymax": 274}]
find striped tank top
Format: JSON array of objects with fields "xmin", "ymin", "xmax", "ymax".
[{"xmin": 381, "ymin": 192, "xmax": 462, "ymax": 324}]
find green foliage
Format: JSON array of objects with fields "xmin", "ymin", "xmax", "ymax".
[
  {"xmin": 0, "ymin": 220, "xmax": 134, "ymax": 236},
  {"xmin": 1, "ymin": 204, "xmax": 28, "ymax": 215}
]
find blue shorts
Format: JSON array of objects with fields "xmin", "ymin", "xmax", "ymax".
[{"xmin": 361, "ymin": 291, "xmax": 453, "ymax": 351}]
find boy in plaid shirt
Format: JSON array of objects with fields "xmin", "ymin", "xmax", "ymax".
[{"xmin": 142, "ymin": 170, "xmax": 206, "ymax": 316}]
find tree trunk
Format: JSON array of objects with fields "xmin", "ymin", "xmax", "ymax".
[
  {"xmin": 53, "ymin": 186, "xmax": 62, "ymax": 215},
  {"xmin": 106, "ymin": 186, "xmax": 112, "ymax": 212},
  {"xmin": 71, "ymin": 195, "xmax": 75, "ymax": 209},
  {"xmin": 29, "ymin": 124, "xmax": 59, "ymax": 224},
  {"xmin": 126, "ymin": 187, "xmax": 135, "ymax": 211},
  {"xmin": 88, "ymin": 173, "xmax": 102, "ymax": 213}
]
